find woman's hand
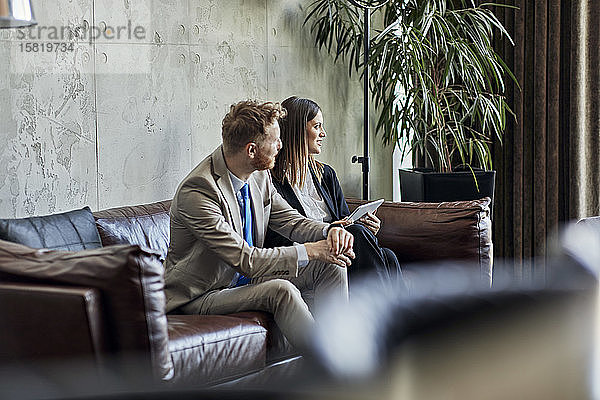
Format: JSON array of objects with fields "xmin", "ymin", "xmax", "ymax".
[
  {"xmin": 331, "ymin": 217, "xmax": 353, "ymax": 227},
  {"xmin": 358, "ymin": 211, "xmax": 381, "ymax": 235}
]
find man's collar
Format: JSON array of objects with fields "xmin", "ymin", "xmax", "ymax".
[{"xmin": 228, "ymin": 170, "xmax": 246, "ymax": 194}]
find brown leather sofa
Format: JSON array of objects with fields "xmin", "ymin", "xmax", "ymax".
[{"xmin": 0, "ymin": 197, "xmax": 492, "ymax": 387}]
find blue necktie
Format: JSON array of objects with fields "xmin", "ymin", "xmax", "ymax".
[{"xmin": 236, "ymin": 183, "xmax": 252, "ymax": 286}]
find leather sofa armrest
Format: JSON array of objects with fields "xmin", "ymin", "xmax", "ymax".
[
  {"xmin": 0, "ymin": 282, "xmax": 108, "ymax": 364},
  {"xmin": 346, "ymin": 198, "xmax": 493, "ymax": 283},
  {"xmin": 0, "ymin": 241, "xmax": 173, "ymax": 381}
]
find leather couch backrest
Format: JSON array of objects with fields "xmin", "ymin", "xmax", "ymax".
[
  {"xmin": 92, "ymin": 198, "xmax": 492, "ymax": 280},
  {"xmin": 347, "ymin": 198, "xmax": 492, "ymax": 281},
  {"xmin": 93, "ymin": 200, "xmax": 172, "ymax": 262}
]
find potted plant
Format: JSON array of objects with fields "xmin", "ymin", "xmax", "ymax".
[{"xmin": 305, "ymin": 0, "xmax": 517, "ymax": 211}]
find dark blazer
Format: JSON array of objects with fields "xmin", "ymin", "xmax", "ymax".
[{"xmin": 266, "ymin": 164, "xmax": 348, "ymax": 248}]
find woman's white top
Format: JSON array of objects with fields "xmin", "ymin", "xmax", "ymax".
[{"xmin": 292, "ymin": 172, "xmax": 332, "ymax": 223}]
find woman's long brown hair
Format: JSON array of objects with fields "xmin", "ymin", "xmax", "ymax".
[{"xmin": 272, "ymin": 96, "xmax": 323, "ymax": 187}]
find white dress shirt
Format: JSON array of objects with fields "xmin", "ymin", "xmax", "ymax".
[{"xmin": 228, "ymin": 170, "xmax": 309, "ymax": 267}]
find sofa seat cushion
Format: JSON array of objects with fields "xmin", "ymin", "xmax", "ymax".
[
  {"xmin": 229, "ymin": 311, "xmax": 295, "ymax": 362},
  {"xmin": 0, "ymin": 207, "xmax": 102, "ymax": 251},
  {"xmin": 167, "ymin": 314, "xmax": 268, "ymax": 385}
]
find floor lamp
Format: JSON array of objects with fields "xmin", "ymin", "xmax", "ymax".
[
  {"xmin": 349, "ymin": 0, "xmax": 390, "ymax": 200},
  {"xmin": 0, "ymin": 0, "xmax": 36, "ymax": 28}
]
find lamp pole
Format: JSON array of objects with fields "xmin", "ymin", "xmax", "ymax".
[{"xmin": 349, "ymin": 0, "xmax": 389, "ymax": 201}]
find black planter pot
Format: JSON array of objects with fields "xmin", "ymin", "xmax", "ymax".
[{"xmin": 399, "ymin": 168, "xmax": 496, "ymax": 218}]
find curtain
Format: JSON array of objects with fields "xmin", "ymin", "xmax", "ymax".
[{"xmin": 492, "ymin": 0, "xmax": 600, "ymax": 281}]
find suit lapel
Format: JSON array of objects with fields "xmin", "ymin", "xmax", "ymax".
[
  {"xmin": 212, "ymin": 146, "xmax": 243, "ymax": 234},
  {"xmin": 275, "ymin": 179, "xmax": 306, "ymax": 217},
  {"xmin": 248, "ymin": 174, "xmax": 264, "ymax": 247}
]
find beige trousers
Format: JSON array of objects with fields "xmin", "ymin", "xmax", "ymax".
[{"xmin": 180, "ymin": 260, "xmax": 348, "ymax": 350}]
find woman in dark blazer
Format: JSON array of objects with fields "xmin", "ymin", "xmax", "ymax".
[{"xmin": 266, "ymin": 96, "xmax": 404, "ymax": 288}]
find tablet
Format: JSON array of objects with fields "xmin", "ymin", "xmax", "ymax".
[{"xmin": 348, "ymin": 199, "xmax": 384, "ymax": 222}]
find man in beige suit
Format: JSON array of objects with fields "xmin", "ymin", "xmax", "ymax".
[{"xmin": 164, "ymin": 100, "xmax": 354, "ymax": 349}]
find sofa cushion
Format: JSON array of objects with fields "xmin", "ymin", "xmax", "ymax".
[
  {"xmin": 93, "ymin": 200, "xmax": 171, "ymax": 262},
  {"xmin": 167, "ymin": 314, "xmax": 268, "ymax": 385},
  {"xmin": 230, "ymin": 311, "xmax": 295, "ymax": 362},
  {"xmin": 346, "ymin": 197, "xmax": 493, "ymax": 284},
  {"xmin": 0, "ymin": 207, "xmax": 102, "ymax": 251},
  {"xmin": 0, "ymin": 240, "xmax": 173, "ymax": 381}
]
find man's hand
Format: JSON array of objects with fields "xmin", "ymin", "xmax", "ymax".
[
  {"xmin": 358, "ymin": 211, "xmax": 381, "ymax": 235},
  {"xmin": 305, "ymin": 239, "xmax": 355, "ymax": 267},
  {"xmin": 327, "ymin": 226, "xmax": 354, "ymax": 256}
]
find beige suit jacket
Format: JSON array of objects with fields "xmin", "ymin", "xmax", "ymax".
[{"xmin": 164, "ymin": 146, "xmax": 329, "ymax": 312}]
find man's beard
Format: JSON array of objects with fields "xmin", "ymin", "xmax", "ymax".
[{"xmin": 251, "ymin": 148, "xmax": 275, "ymax": 171}]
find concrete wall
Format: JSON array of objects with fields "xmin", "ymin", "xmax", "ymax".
[{"xmin": 0, "ymin": 0, "xmax": 394, "ymax": 218}]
